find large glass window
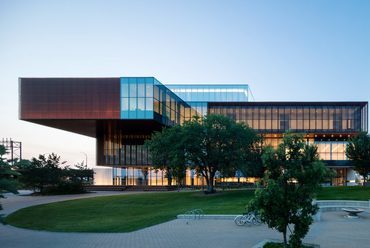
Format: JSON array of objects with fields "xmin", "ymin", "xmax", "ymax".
[
  {"xmin": 120, "ymin": 77, "xmax": 179, "ymax": 121},
  {"xmin": 121, "ymin": 83, "xmax": 129, "ymax": 97},
  {"xmin": 150, "ymin": 78, "xmax": 191, "ymax": 125},
  {"xmin": 166, "ymin": 84, "xmax": 250, "ymax": 102},
  {"xmin": 146, "ymin": 83, "xmax": 153, "ymax": 98},
  {"xmin": 129, "ymin": 81, "xmax": 137, "ymax": 97},
  {"xmin": 129, "ymin": 98, "xmax": 136, "ymax": 111},
  {"xmin": 207, "ymin": 104, "xmax": 367, "ymax": 133},
  {"xmin": 315, "ymin": 141, "xmax": 348, "ymax": 161},
  {"xmin": 137, "ymin": 83, "xmax": 145, "ymax": 97}
]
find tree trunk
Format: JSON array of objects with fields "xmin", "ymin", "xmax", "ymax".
[
  {"xmin": 167, "ymin": 167, "xmax": 172, "ymax": 186},
  {"xmin": 207, "ymin": 174, "xmax": 215, "ymax": 193},
  {"xmin": 205, "ymin": 176, "xmax": 210, "ymax": 191},
  {"xmin": 207, "ymin": 183, "xmax": 213, "ymax": 193},
  {"xmin": 168, "ymin": 177, "xmax": 172, "ymax": 186},
  {"xmin": 362, "ymin": 172, "xmax": 367, "ymax": 186},
  {"xmin": 283, "ymin": 227, "xmax": 288, "ymax": 247}
]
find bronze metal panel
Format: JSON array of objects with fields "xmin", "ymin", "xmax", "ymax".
[{"xmin": 19, "ymin": 78, "xmax": 120, "ymax": 120}]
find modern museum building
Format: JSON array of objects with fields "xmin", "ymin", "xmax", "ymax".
[{"xmin": 19, "ymin": 77, "xmax": 368, "ymax": 187}]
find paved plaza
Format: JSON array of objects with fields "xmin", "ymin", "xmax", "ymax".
[{"xmin": 1, "ymin": 192, "xmax": 370, "ymax": 248}]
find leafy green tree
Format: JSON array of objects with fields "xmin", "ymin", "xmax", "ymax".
[
  {"xmin": 145, "ymin": 125, "xmax": 186, "ymax": 186},
  {"xmin": 66, "ymin": 161, "xmax": 94, "ymax": 184},
  {"xmin": 182, "ymin": 114, "xmax": 260, "ymax": 193},
  {"xmin": 346, "ymin": 132, "xmax": 370, "ymax": 185},
  {"xmin": 19, "ymin": 154, "xmax": 92, "ymax": 195},
  {"xmin": 18, "ymin": 153, "xmax": 65, "ymax": 194},
  {"xmin": 0, "ymin": 145, "xmax": 20, "ymax": 210},
  {"xmin": 248, "ymin": 133, "xmax": 329, "ymax": 247}
]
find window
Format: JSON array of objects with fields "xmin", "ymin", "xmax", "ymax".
[
  {"xmin": 129, "ymin": 98, "xmax": 136, "ymax": 111},
  {"xmin": 122, "ymin": 83, "xmax": 129, "ymax": 97},
  {"xmin": 121, "ymin": 98, "xmax": 129, "ymax": 111},
  {"xmin": 137, "ymin": 83, "xmax": 145, "ymax": 97},
  {"xmin": 146, "ymin": 98, "xmax": 153, "ymax": 111},
  {"xmin": 129, "ymin": 83, "xmax": 137, "ymax": 97},
  {"xmin": 146, "ymin": 83, "xmax": 153, "ymax": 98},
  {"xmin": 137, "ymin": 98, "xmax": 145, "ymax": 111}
]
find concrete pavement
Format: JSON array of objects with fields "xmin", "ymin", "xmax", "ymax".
[{"xmin": 1, "ymin": 192, "xmax": 370, "ymax": 248}]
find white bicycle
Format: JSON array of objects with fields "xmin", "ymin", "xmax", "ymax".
[{"xmin": 234, "ymin": 212, "xmax": 262, "ymax": 226}]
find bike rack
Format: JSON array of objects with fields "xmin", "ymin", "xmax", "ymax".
[{"xmin": 184, "ymin": 209, "xmax": 204, "ymax": 220}]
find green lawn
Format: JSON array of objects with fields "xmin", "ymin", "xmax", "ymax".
[
  {"xmin": 5, "ymin": 190, "xmax": 254, "ymax": 232},
  {"xmin": 5, "ymin": 187, "xmax": 370, "ymax": 233},
  {"xmin": 316, "ymin": 186, "xmax": 370, "ymax": 201}
]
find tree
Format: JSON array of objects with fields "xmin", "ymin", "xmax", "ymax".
[
  {"xmin": 248, "ymin": 133, "xmax": 330, "ymax": 247},
  {"xmin": 145, "ymin": 125, "xmax": 186, "ymax": 186},
  {"xmin": 0, "ymin": 145, "xmax": 20, "ymax": 210},
  {"xmin": 19, "ymin": 154, "xmax": 92, "ymax": 195},
  {"xmin": 18, "ymin": 153, "xmax": 65, "ymax": 194},
  {"xmin": 346, "ymin": 132, "xmax": 370, "ymax": 185},
  {"xmin": 66, "ymin": 161, "xmax": 94, "ymax": 184},
  {"xmin": 182, "ymin": 114, "xmax": 260, "ymax": 193}
]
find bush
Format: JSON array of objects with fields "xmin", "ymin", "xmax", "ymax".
[
  {"xmin": 18, "ymin": 153, "xmax": 93, "ymax": 195},
  {"xmin": 42, "ymin": 181, "xmax": 86, "ymax": 195},
  {"xmin": 263, "ymin": 242, "xmax": 314, "ymax": 248}
]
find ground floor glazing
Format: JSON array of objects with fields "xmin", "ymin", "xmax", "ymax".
[{"xmin": 98, "ymin": 166, "xmax": 356, "ymax": 187}]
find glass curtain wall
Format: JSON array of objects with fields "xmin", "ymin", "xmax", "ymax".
[
  {"xmin": 101, "ymin": 125, "xmax": 152, "ymax": 166},
  {"xmin": 208, "ymin": 104, "xmax": 367, "ymax": 133},
  {"xmin": 167, "ymin": 84, "xmax": 250, "ymax": 102},
  {"xmin": 120, "ymin": 77, "xmax": 192, "ymax": 125},
  {"xmin": 315, "ymin": 141, "xmax": 348, "ymax": 160},
  {"xmin": 153, "ymin": 79, "xmax": 192, "ymax": 125},
  {"xmin": 167, "ymin": 84, "xmax": 252, "ymax": 119},
  {"xmin": 120, "ymin": 77, "xmax": 154, "ymax": 119},
  {"xmin": 112, "ymin": 167, "xmax": 209, "ymax": 186}
]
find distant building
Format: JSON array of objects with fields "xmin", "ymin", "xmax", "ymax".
[{"xmin": 19, "ymin": 77, "xmax": 368, "ymax": 186}]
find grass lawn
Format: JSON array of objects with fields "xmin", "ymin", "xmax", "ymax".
[
  {"xmin": 5, "ymin": 189, "xmax": 254, "ymax": 232},
  {"xmin": 316, "ymin": 186, "xmax": 370, "ymax": 201},
  {"xmin": 5, "ymin": 186, "xmax": 370, "ymax": 233}
]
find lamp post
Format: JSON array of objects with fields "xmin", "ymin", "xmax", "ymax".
[{"xmin": 81, "ymin": 152, "xmax": 88, "ymax": 167}]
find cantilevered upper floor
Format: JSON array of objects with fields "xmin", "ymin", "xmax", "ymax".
[
  {"xmin": 19, "ymin": 77, "xmax": 192, "ymax": 137},
  {"xmin": 19, "ymin": 77, "xmax": 368, "ymax": 138}
]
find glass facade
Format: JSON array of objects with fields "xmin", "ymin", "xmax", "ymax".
[
  {"xmin": 97, "ymin": 120, "xmax": 155, "ymax": 166},
  {"xmin": 263, "ymin": 137, "xmax": 349, "ymax": 161},
  {"xmin": 208, "ymin": 102, "xmax": 368, "ymax": 185},
  {"xmin": 166, "ymin": 84, "xmax": 252, "ymax": 118},
  {"xmin": 153, "ymin": 78, "xmax": 192, "ymax": 125},
  {"xmin": 208, "ymin": 103, "xmax": 368, "ymax": 133},
  {"xmin": 187, "ymin": 102, "xmax": 208, "ymax": 117},
  {"xmin": 120, "ymin": 77, "xmax": 191, "ymax": 125},
  {"xmin": 120, "ymin": 77, "xmax": 154, "ymax": 119},
  {"xmin": 19, "ymin": 77, "xmax": 369, "ymax": 187},
  {"xmin": 315, "ymin": 141, "xmax": 348, "ymax": 160},
  {"xmin": 167, "ymin": 84, "xmax": 251, "ymax": 102}
]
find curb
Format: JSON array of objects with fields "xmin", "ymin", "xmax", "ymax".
[{"xmin": 177, "ymin": 214, "xmax": 238, "ymax": 220}]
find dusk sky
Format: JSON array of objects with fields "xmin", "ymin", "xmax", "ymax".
[{"xmin": 0, "ymin": 0, "xmax": 369, "ymax": 167}]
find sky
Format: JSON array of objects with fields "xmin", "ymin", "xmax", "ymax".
[{"xmin": 0, "ymin": 0, "xmax": 369, "ymax": 167}]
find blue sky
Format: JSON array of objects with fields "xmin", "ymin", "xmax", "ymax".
[{"xmin": 0, "ymin": 0, "xmax": 369, "ymax": 166}]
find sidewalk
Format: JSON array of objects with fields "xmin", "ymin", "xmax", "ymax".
[{"xmin": 1, "ymin": 192, "xmax": 370, "ymax": 248}]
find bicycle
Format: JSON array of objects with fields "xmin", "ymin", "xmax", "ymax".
[{"xmin": 234, "ymin": 211, "xmax": 262, "ymax": 226}]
